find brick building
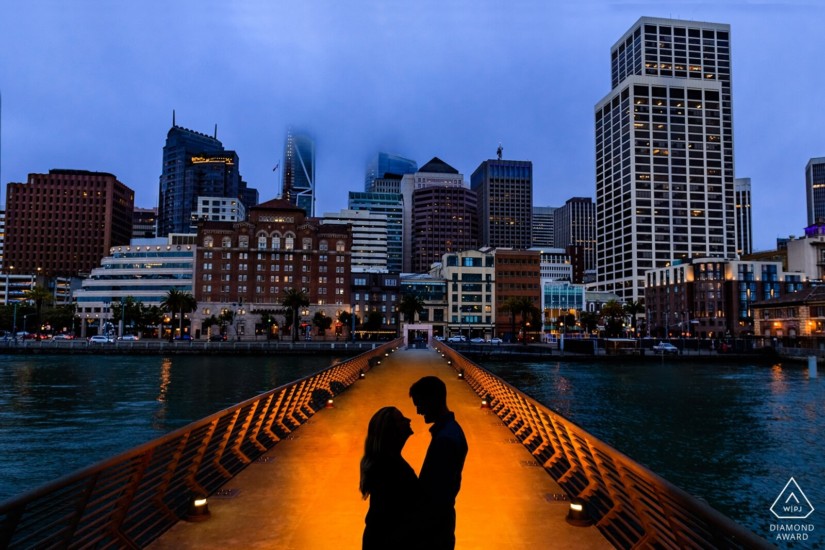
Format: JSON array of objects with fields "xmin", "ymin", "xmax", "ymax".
[
  {"xmin": 5, "ymin": 169, "xmax": 134, "ymax": 276},
  {"xmin": 494, "ymin": 249, "xmax": 541, "ymax": 339},
  {"xmin": 191, "ymin": 198, "xmax": 352, "ymax": 339}
]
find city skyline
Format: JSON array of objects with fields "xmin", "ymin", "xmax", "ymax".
[{"xmin": 2, "ymin": 2, "xmax": 824, "ymax": 251}]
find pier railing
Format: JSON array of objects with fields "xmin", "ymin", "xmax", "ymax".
[
  {"xmin": 0, "ymin": 339, "xmax": 402, "ymax": 549},
  {"xmin": 434, "ymin": 342, "xmax": 771, "ymax": 550}
]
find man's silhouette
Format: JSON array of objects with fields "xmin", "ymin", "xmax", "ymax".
[{"xmin": 409, "ymin": 376, "xmax": 468, "ymax": 550}]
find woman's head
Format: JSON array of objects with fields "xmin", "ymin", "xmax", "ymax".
[
  {"xmin": 364, "ymin": 406, "xmax": 413, "ymax": 457},
  {"xmin": 360, "ymin": 406, "xmax": 414, "ymax": 498}
]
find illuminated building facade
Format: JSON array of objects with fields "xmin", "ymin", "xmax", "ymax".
[
  {"xmin": 157, "ymin": 123, "xmax": 258, "ymax": 237},
  {"xmin": 471, "ymin": 159, "xmax": 533, "ymax": 249},
  {"xmin": 5, "ymin": 169, "xmax": 134, "ymax": 276},
  {"xmin": 595, "ymin": 17, "xmax": 736, "ymax": 302}
]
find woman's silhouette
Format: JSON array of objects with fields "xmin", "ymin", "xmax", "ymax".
[{"xmin": 359, "ymin": 406, "xmax": 420, "ymax": 550}]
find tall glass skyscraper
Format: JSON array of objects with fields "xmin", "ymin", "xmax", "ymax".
[
  {"xmin": 806, "ymin": 157, "xmax": 825, "ymax": 226},
  {"xmin": 282, "ymin": 128, "xmax": 316, "ymax": 216},
  {"xmin": 734, "ymin": 177, "xmax": 752, "ymax": 256},
  {"xmin": 365, "ymin": 153, "xmax": 417, "ymax": 192},
  {"xmin": 348, "ymin": 191, "xmax": 404, "ymax": 273},
  {"xmin": 157, "ymin": 122, "xmax": 257, "ymax": 237},
  {"xmin": 471, "ymin": 158, "xmax": 533, "ymax": 249},
  {"xmin": 595, "ymin": 17, "xmax": 735, "ymax": 302}
]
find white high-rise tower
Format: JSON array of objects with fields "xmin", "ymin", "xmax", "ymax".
[{"xmin": 595, "ymin": 17, "xmax": 735, "ymax": 302}]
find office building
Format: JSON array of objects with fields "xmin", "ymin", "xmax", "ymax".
[
  {"xmin": 322, "ymin": 209, "xmax": 388, "ymax": 272},
  {"xmin": 532, "ymin": 206, "xmax": 557, "ymax": 247},
  {"xmin": 365, "ymin": 153, "xmax": 417, "ymax": 192},
  {"xmin": 73, "ymin": 234, "xmax": 197, "ymax": 332},
  {"xmin": 132, "ymin": 207, "xmax": 157, "ymax": 240},
  {"xmin": 191, "ymin": 198, "xmax": 352, "ymax": 339},
  {"xmin": 157, "ymin": 122, "xmax": 258, "ymax": 237},
  {"xmin": 471, "ymin": 159, "xmax": 533, "ymax": 249},
  {"xmin": 734, "ymin": 178, "xmax": 752, "ymax": 256},
  {"xmin": 553, "ymin": 197, "xmax": 596, "ymax": 273},
  {"xmin": 494, "ymin": 249, "xmax": 541, "ymax": 340},
  {"xmin": 191, "ymin": 197, "xmax": 246, "ymax": 227},
  {"xmin": 645, "ymin": 258, "xmax": 805, "ymax": 338},
  {"xmin": 806, "ymin": 157, "xmax": 825, "ymax": 226},
  {"xmin": 595, "ymin": 17, "xmax": 735, "ymax": 302},
  {"xmin": 400, "ymin": 157, "xmax": 470, "ymax": 272},
  {"xmin": 348, "ymin": 191, "xmax": 404, "ymax": 273},
  {"xmin": 282, "ymin": 128, "xmax": 316, "ymax": 216},
  {"xmin": 532, "ymin": 247, "xmax": 574, "ymax": 282},
  {"xmin": 411, "ymin": 185, "xmax": 478, "ymax": 273},
  {"xmin": 5, "ymin": 169, "xmax": 134, "ymax": 276},
  {"xmin": 351, "ymin": 272, "xmax": 401, "ymax": 336},
  {"xmin": 437, "ymin": 249, "xmax": 495, "ymax": 339},
  {"xmin": 400, "ymin": 273, "xmax": 447, "ymax": 336}
]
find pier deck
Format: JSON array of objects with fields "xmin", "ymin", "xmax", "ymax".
[{"xmin": 151, "ymin": 348, "xmax": 610, "ymax": 549}]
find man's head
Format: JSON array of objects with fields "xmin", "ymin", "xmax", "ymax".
[{"xmin": 409, "ymin": 376, "xmax": 448, "ymax": 423}]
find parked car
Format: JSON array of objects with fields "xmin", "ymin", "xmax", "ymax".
[
  {"xmin": 488, "ymin": 337, "xmax": 503, "ymax": 345},
  {"xmin": 447, "ymin": 335, "xmax": 466, "ymax": 343},
  {"xmin": 434, "ymin": 335, "xmax": 445, "ymax": 342},
  {"xmin": 652, "ymin": 342, "xmax": 679, "ymax": 354},
  {"xmin": 88, "ymin": 335, "xmax": 114, "ymax": 344},
  {"xmin": 469, "ymin": 337, "xmax": 486, "ymax": 343},
  {"xmin": 174, "ymin": 334, "xmax": 192, "ymax": 341},
  {"xmin": 117, "ymin": 334, "xmax": 139, "ymax": 341},
  {"xmin": 53, "ymin": 333, "xmax": 75, "ymax": 340},
  {"xmin": 209, "ymin": 334, "xmax": 227, "ymax": 342}
]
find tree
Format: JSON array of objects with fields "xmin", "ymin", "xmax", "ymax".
[
  {"xmin": 397, "ymin": 293, "xmax": 425, "ymax": 323},
  {"xmin": 282, "ymin": 288, "xmax": 309, "ymax": 342},
  {"xmin": 601, "ymin": 300, "xmax": 627, "ymax": 337},
  {"xmin": 312, "ymin": 311, "xmax": 332, "ymax": 337},
  {"xmin": 24, "ymin": 285, "xmax": 54, "ymax": 336},
  {"xmin": 578, "ymin": 311, "xmax": 601, "ymax": 335},
  {"xmin": 500, "ymin": 296, "xmax": 541, "ymax": 344},
  {"xmin": 160, "ymin": 289, "xmax": 197, "ymax": 338},
  {"xmin": 363, "ymin": 311, "xmax": 384, "ymax": 332},
  {"xmin": 623, "ymin": 300, "xmax": 645, "ymax": 337},
  {"xmin": 111, "ymin": 296, "xmax": 140, "ymax": 334}
]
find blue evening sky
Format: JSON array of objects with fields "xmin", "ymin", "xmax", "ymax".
[{"xmin": 1, "ymin": 0, "xmax": 823, "ymax": 252}]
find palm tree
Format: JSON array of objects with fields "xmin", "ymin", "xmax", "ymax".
[
  {"xmin": 282, "ymin": 288, "xmax": 309, "ymax": 342},
  {"xmin": 160, "ymin": 289, "xmax": 197, "ymax": 338},
  {"xmin": 500, "ymin": 296, "xmax": 541, "ymax": 344},
  {"xmin": 578, "ymin": 311, "xmax": 601, "ymax": 336},
  {"xmin": 24, "ymin": 285, "xmax": 53, "ymax": 337},
  {"xmin": 623, "ymin": 300, "xmax": 645, "ymax": 337},
  {"xmin": 398, "ymin": 293, "xmax": 425, "ymax": 323},
  {"xmin": 601, "ymin": 300, "xmax": 627, "ymax": 337},
  {"xmin": 312, "ymin": 311, "xmax": 332, "ymax": 338}
]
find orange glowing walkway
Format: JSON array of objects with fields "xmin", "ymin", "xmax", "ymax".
[{"xmin": 150, "ymin": 348, "xmax": 610, "ymax": 549}]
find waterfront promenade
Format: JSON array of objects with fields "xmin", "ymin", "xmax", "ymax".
[{"xmin": 150, "ymin": 347, "xmax": 610, "ymax": 549}]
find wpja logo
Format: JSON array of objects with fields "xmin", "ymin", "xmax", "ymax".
[{"xmin": 769, "ymin": 477, "xmax": 815, "ymax": 542}]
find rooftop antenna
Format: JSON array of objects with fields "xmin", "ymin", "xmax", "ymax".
[
  {"xmin": 214, "ymin": 124, "xmax": 217, "ymax": 139},
  {"xmin": 172, "ymin": 109, "xmax": 176, "ymax": 127},
  {"xmin": 496, "ymin": 143, "xmax": 503, "ymax": 160}
]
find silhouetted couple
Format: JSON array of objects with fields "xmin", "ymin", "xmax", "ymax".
[{"xmin": 359, "ymin": 376, "xmax": 468, "ymax": 550}]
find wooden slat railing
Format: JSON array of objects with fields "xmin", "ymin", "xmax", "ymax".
[
  {"xmin": 434, "ymin": 341, "xmax": 772, "ymax": 550},
  {"xmin": 0, "ymin": 340, "xmax": 402, "ymax": 549}
]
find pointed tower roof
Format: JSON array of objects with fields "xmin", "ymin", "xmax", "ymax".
[{"xmin": 418, "ymin": 157, "xmax": 459, "ymax": 175}]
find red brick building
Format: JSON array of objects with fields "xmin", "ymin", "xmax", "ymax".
[
  {"xmin": 192, "ymin": 198, "xmax": 352, "ymax": 338},
  {"xmin": 5, "ymin": 169, "xmax": 134, "ymax": 276},
  {"xmin": 494, "ymin": 248, "xmax": 541, "ymax": 337}
]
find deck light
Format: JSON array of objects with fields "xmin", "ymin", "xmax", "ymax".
[
  {"xmin": 359, "ymin": 370, "xmax": 365, "ymax": 379},
  {"xmin": 458, "ymin": 369, "xmax": 464, "ymax": 379},
  {"xmin": 566, "ymin": 498, "xmax": 593, "ymax": 526},
  {"xmin": 326, "ymin": 398, "xmax": 335, "ymax": 409},
  {"xmin": 186, "ymin": 492, "xmax": 210, "ymax": 521}
]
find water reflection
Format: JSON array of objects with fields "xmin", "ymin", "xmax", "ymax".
[
  {"xmin": 481, "ymin": 358, "xmax": 825, "ymax": 539},
  {"xmin": 0, "ymin": 354, "xmax": 333, "ymax": 502}
]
